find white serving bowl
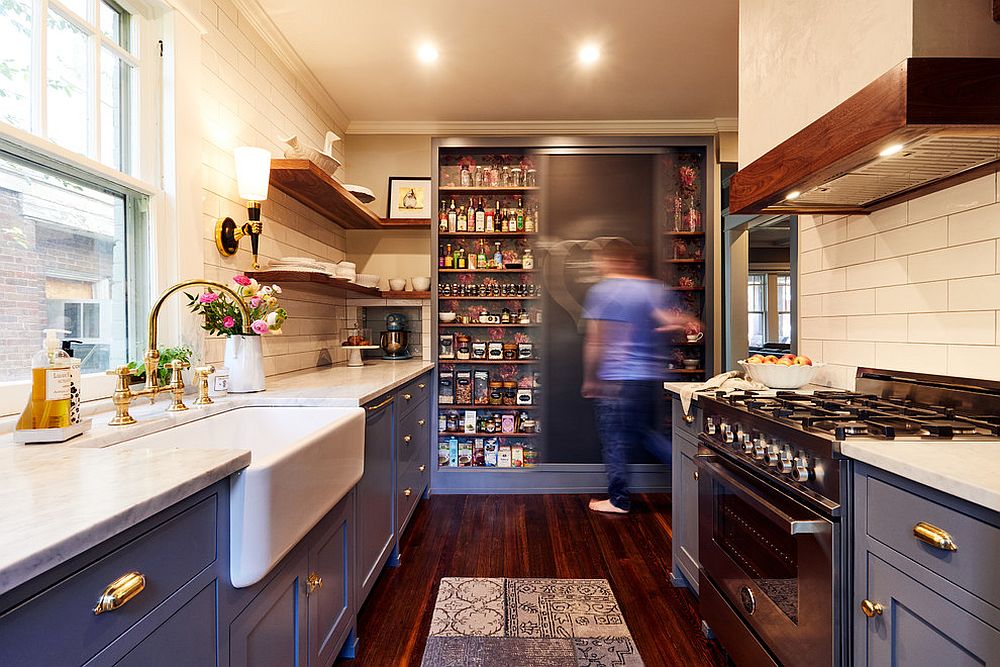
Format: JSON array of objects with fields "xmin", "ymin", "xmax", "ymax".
[
  {"xmin": 411, "ymin": 276, "xmax": 431, "ymax": 292},
  {"xmin": 355, "ymin": 273, "xmax": 380, "ymax": 288},
  {"xmin": 438, "ymin": 312, "xmax": 457, "ymax": 323},
  {"xmin": 388, "ymin": 278, "xmax": 407, "ymax": 291},
  {"xmin": 739, "ymin": 360, "xmax": 822, "ymax": 389}
]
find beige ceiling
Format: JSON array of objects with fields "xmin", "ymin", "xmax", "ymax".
[{"xmin": 252, "ymin": 0, "xmax": 739, "ymax": 127}]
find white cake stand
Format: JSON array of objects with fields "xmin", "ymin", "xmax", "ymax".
[{"xmin": 342, "ymin": 345, "xmax": 381, "ymax": 367}]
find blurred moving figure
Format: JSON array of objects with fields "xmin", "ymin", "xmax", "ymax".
[{"xmin": 582, "ymin": 238, "xmax": 700, "ymax": 514}]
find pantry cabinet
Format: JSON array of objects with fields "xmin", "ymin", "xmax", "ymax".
[
  {"xmin": 853, "ymin": 464, "xmax": 1000, "ymax": 666},
  {"xmin": 670, "ymin": 397, "xmax": 701, "ymax": 593}
]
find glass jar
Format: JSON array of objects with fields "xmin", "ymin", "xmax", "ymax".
[
  {"xmin": 525, "ymin": 169, "xmax": 537, "ymax": 187},
  {"xmin": 456, "ymin": 334, "xmax": 471, "ymax": 360},
  {"xmin": 460, "ymin": 165, "xmax": 471, "ymax": 187},
  {"xmin": 502, "ymin": 381, "xmax": 517, "ymax": 406},
  {"xmin": 489, "ymin": 381, "xmax": 503, "ymax": 406},
  {"xmin": 510, "ymin": 167, "xmax": 522, "ymax": 187},
  {"xmin": 500, "ymin": 166, "xmax": 511, "ymax": 187},
  {"xmin": 503, "ymin": 343, "xmax": 517, "ymax": 360}
]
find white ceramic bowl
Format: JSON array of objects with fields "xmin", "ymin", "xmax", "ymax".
[
  {"xmin": 438, "ymin": 312, "xmax": 457, "ymax": 323},
  {"xmin": 739, "ymin": 360, "xmax": 822, "ymax": 389},
  {"xmin": 411, "ymin": 276, "xmax": 431, "ymax": 292},
  {"xmin": 355, "ymin": 273, "xmax": 380, "ymax": 288},
  {"xmin": 682, "ymin": 359, "xmax": 700, "ymax": 369},
  {"xmin": 388, "ymin": 278, "xmax": 407, "ymax": 291}
]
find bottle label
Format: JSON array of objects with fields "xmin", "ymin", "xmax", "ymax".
[{"xmin": 46, "ymin": 368, "xmax": 72, "ymax": 401}]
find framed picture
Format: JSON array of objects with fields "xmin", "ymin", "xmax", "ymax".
[{"xmin": 386, "ymin": 177, "xmax": 432, "ymax": 219}]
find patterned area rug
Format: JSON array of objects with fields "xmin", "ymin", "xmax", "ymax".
[{"xmin": 421, "ymin": 578, "xmax": 644, "ymax": 666}]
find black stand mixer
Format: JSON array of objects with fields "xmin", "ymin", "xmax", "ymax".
[{"xmin": 380, "ymin": 313, "xmax": 412, "ymax": 360}]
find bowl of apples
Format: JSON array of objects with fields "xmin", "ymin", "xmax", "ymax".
[{"xmin": 739, "ymin": 353, "xmax": 819, "ymax": 389}]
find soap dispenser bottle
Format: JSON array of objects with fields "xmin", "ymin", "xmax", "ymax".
[{"xmin": 16, "ymin": 329, "xmax": 73, "ymax": 431}]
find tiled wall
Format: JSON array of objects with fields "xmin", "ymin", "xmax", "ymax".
[
  {"xmin": 196, "ymin": 0, "xmax": 353, "ymax": 376},
  {"xmin": 799, "ymin": 169, "xmax": 1000, "ymax": 389}
]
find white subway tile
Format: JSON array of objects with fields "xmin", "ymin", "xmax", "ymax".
[
  {"xmin": 823, "ymin": 290, "xmax": 876, "ymax": 316},
  {"xmin": 800, "ymin": 249, "xmax": 823, "ymax": 274},
  {"xmin": 948, "ymin": 345, "xmax": 1000, "ymax": 381},
  {"xmin": 875, "ymin": 282, "xmax": 949, "ymax": 314},
  {"xmin": 845, "ymin": 257, "xmax": 908, "ymax": 290},
  {"xmin": 948, "ymin": 275, "xmax": 1000, "ymax": 311},
  {"xmin": 875, "ymin": 343, "xmax": 949, "ymax": 374},
  {"xmin": 908, "ymin": 311, "xmax": 996, "ymax": 345},
  {"xmin": 822, "ymin": 237, "xmax": 875, "ymax": 269},
  {"xmin": 822, "ymin": 341, "xmax": 876, "ymax": 367},
  {"xmin": 799, "ymin": 339, "xmax": 823, "ymax": 359},
  {"xmin": 800, "ymin": 269, "xmax": 846, "ymax": 295},
  {"xmin": 874, "ymin": 217, "xmax": 947, "ymax": 260},
  {"xmin": 907, "ymin": 241, "xmax": 996, "ymax": 283},
  {"xmin": 800, "ymin": 317, "xmax": 847, "ymax": 340},
  {"xmin": 847, "ymin": 315, "xmax": 908, "ymax": 342},
  {"xmin": 800, "ymin": 217, "xmax": 847, "ymax": 252},
  {"xmin": 948, "ymin": 202, "xmax": 1000, "ymax": 247},
  {"xmin": 800, "ymin": 295, "xmax": 824, "ymax": 317},
  {"xmin": 798, "ymin": 215, "xmax": 822, "ymax": 231},
  {"xmin": 907, "ymin": 174, "xmax": 997, "ymax": 223}
]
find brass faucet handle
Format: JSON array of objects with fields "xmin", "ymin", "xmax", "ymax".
[
  {"xmin": 193, "ymin": 365, "xmax": 215, "ymax": 406},
  {"xmin": 106, "ymin": 366, "xmax": 137, "ymax": 426},
  {"xmin": 165, "ymin": 360, "xmax": 189, "ymax": 413}
]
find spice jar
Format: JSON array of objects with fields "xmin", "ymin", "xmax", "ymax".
[
  {"xmin": 439, "ymin": 334, "xmax": 455, "ymax": 359},
  {"xmin": 503, "ymin": 343, "xmax": 517, "ymax": 360},
  {"xmin": 487, "ymin": 341, "xmax": 504, "ymax": 360},
  {"xmin": 502, "ymin": 381, "xmax": 517, "ymax": 406},
  {"xmin": 521, "ymin": 419, "xmax": 537, "ymax": 433},
  {"xmin": 489, "ymin": 381, "xmax": 504, "ymax": 406},
  {"xmin": 516, "ymin": 388, "xmax": 533, "ymax": 405},
  {"xmin": 517, "ymin": 342, "xmax": 533, "ymax": 359}
]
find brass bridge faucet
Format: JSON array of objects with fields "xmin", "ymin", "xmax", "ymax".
[{"xmin": 106, "ymin": 280, "xmax": 251, "ymax": 426}]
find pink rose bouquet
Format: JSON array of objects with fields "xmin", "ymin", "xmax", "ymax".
[{"xmin": 187, "ymin": 275, "xmax": 288, "ymax": 336}]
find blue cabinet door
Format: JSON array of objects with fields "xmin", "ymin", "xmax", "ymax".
[
  {"xmin": 356, "ymin": 395, "xmax": 395, "ymax": 606},
  {"xmin": 113, "ymin": 581, "xmax": 218, "ymax": 667},
  {"xmin": 309, "ymin": 493, "xmax": 354, "ymax": 667},
  {"xmin": 229, "ymin": 554, "xmax": 308, "ymax": 667}
]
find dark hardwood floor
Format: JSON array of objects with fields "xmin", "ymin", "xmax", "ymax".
[{"xmin": 337, "ymin": 493, "xmax": 728, "ymax": 667}]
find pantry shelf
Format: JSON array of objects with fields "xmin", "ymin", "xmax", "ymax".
[
  {"xmin": 438, "ymin": 268, "xmax": 535, "ymax": 274},
  {"xmin": 439, "ymin": 359, "xmax": 539, "ymax": 365},
  {"xmin": 439, "ymin": 432, "xmax": 540, "ymax": 438},
  {"xmin": 438, "ymin": 323, "xmax": 540, "ymax": 328},
  {"xmin": 442, "ymin": 296, "xmax": 540, "ymax": 300},
  {"xmin": 439, "ymin": 186, "xmax": 540, "ymax": 193},
  {"xmin": 445, "ymin": 404, "xmax": 540, "ymax": 411},
  {"xmin": 439, "ymin": 232, "xmax": 537, "ymax": 238}
]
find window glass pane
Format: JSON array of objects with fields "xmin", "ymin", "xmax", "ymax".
[
  {"xmin": 100, "ymin": 47, "xmax": 128, "ymax": 169},
  {"xmin": 47, "ymin": 11, "xmax": 91, "ymax": 156},
  {"xmin": 59, "ymin": 0, "xmax": 90, "ymax": 20},
  {"xmin": 0, "ymin": 153, "xmax": 130, "ymax": 379},
  {"xmin": 0, "ymin": 0, "xmax": 33, "ymax": 130},
  {"xmin": 100, "ymin": 1, "xmax": 123, "ymax": 45},
  {"xmin": 749, "ymin": 313, "xmax": 765, "ymax": 349},
  {"xmin": 778, "ymin": 313, "xmax": 791, "ymax": 344}
]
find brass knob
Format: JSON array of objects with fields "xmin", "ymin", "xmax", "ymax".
[
  {"xmin": 417, "ymin": 419, "xmax": 426, "ymax": 426},
  {"xmin": 861, "ymin": 599, "xmax": 883, "ymax": 618},
  {"xmin": 683, "ymin": 413, "xmax": 696, "ymax": 424},
  {"xmin": 693, "ymin": 470, "xmax": 699, "ymax": 480},
  {"xmin": 94, "ymin": 572, "xmax": 146, "ymax": 615},
  {"xmin": 403, "ymin": 393, "xmax": 412, "ymax": 401},
  {"xmin": 404, "ymin": 488, "xmax": 413, "ymax": 497},
  {"xmin": 403, "ymin": 434, "xmax": 412, "ymax": 444},
  {"xmin": 306, "ymin": 572, "xmax": 323, "ymax": 594},
  {"xmin": 418, "ymin": 383, "xmax": 426, "ymax": 389},
  {"xmin": 913, "ymin": 522, "xmax": 958, "ymax": 551},
  {"xmin": 419, "ymin": 465, "xmax": 426, "ymax": 472}
]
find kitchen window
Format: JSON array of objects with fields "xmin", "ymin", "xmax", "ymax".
[
  {"xmin": 748, "ymin": 272, "xmax": 791, "ymax": 348},
  {"xmin": 748, "ymin": 273, "xmax": 766, "ymax": 348}
]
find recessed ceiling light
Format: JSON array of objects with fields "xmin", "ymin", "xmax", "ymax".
[
  {"xmin": 785, "ymin": 190, "xmax": 801, "ymax": 200},
  {"xmin": 417, "ymin": 44, "xmax": 439, "ymax": 63},
  {"xmin": 879, "ymin": 143, "xmax": 904, "ymax": 157},
  {"xmin": 578, "ymin": 43, "xmax": 601, "ymax": 65}
]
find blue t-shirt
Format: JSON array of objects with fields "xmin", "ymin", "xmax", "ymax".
[{"xmin": 583, "ymin": 278, "xmax": 672, "ymax": 381}]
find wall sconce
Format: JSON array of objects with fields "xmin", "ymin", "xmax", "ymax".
[{"xmin": 216, "ymin": 146, "xmax": 271, "ymax": 270}]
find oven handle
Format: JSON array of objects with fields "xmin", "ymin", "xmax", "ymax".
[{"xmin": 695, "ymin": 454, "xmax": 830, "ymax": 536}]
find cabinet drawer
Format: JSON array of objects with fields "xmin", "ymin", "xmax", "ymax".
[
  {"xmin": 671, "ymin": 399, "xmax": 700, "ymax": 441},
  {"xmin": 397, "ymin": 399, "xmax": 430, "ymax": 469},
  {"xmin": 397, "ymin": 461, "xmax": 429, "ymax": 533},
  {"xmin": 396, "ymin": 374, "xmax": 431, "ymax": 417},
  {"xmin": 0, "ymin": 494, "xmax": 217, "ymax": 667},
  {"xmin": 866, "ymin": 476, "xmax": 1000, "ymax": 609}
]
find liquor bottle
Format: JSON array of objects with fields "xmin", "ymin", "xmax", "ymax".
[
  {"xmin": 457, "ymin": 206, "xmax": 468, "ymax": 232},
  {"xmin": 516, "ymin": 196, "xmax": 525, "ymax": 231},
  {"xmin": 458, "ymin": 249, "xmax": 467, "ymax": 270},
  {"xmin": 522, "ymin": 248, "xmax": 534, "ymax": 270},
  {"xmin": 493, "ymin": 200, "xmax": 501, "ymax": 232},
  {"xmin": 485, "ymin": 201, "xmax": 494, "ymax": 230},
  {"xmin": 498, "ymin": 207, "xmax": 508, "ymax": 233},
  {"xmin": 468, "ymin": 248, "xmax": 477, "ymax": 270},
  {"xmin": 439, "ymin": 244, "xmax": 445, "ymax": 268},
  {"xmin": 475, "ymin": 198, "xmax": 486, "ymax": 232},
  {"xmin": 525, "ymin": 202, "xmax": 536, "ymax": 233},
  {"xmin": 453, "ymin": 245, "xmax": 461, "ymax": 268},
  {"xmin": 438, "ymin": 200, "xmax": 448, "ymax": 232},
  {"xmin": 448, "ymin": 199, "xmax": 457, "ymax": 231},
  {"xmin": 444, "ymin": 243, "xmax": 453, "ymax": 268},
  {"xmin": 478, "ymin": 240, "xmax": 488, "ymax": 269},
  {"xmin": 508, "ymin": 200, "xmax": 518, "ymax": 232},
  {"xmin": 494, "ymin": 242, "xmax": 504, "ymax": 269}
]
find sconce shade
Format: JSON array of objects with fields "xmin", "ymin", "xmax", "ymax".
[{"xmin": 234, "ymin": 146, "xmax": 271, "ymax": 201}]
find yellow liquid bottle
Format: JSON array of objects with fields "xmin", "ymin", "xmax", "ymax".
[{"xmin": 15, "ymin": 329, "xmax": 72, "ymax": 432}]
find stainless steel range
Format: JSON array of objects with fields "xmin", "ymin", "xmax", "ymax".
[{"xmin": 695, "ymin": 368, "xmax": 1000, "ymax": 667}]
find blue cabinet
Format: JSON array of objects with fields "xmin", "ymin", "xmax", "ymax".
[
  {"xmin": 112, "ymin": 581, "xmax": 219, "ymax": 667},
  {"xmin": 229, "ymin": 553, "xmax": 309, "ymax": 667},
  {"xmin": 853, "ymin": 464, "xmax": 1000, "ymax": 666},
  {"xmin": 357, "ymin": 392, "xmax": 396, "ymax": 606},
  {"xmin": 670, "ymin": 398, "xmax": 701, "ymax": 593}
]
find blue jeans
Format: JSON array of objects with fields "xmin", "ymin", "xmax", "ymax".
[{"xmin": 594, "ymin": 381, "xmax": 670, "ymax": 511}]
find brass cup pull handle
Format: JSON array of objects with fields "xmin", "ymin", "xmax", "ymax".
[
  {"xmin": 306, "ymin": 572, "xmax": 323, "ymax": 594},
  {"xmin": 683, "ymin": 413, "xmax": 696, "ymax": 424},
  {"xmin": 419, "ymin": 464, "xmax": 427, "ymax": 472},
  {"xmin": 94, "ymin": 572, "xmax": 146, "ymax": 615},
  {"xmin": 404, "ymin": 488, "xmax": 413, "ymax": 497},
  {"xmin": 913, "ymin": 521, "xmax": 958, "ymax": 551},
  {"xmin": 861, "ymin": 599, "xmax": 883, "ymax": 618},
  {"xmin": 403, "ymin": 393, "xmax": 412, "ymax": 401},
  {"xmin": 403, "ymin": 434, "xmax": 412, "ymax": 444}
]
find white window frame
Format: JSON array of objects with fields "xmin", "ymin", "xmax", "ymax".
[
  {"xmin": 747, "ymin": 272, "xmax": 767, "ymax": 349},
  {"xmin": 0, "ymin": 0, "xmax": 165, "ymax": 418}
]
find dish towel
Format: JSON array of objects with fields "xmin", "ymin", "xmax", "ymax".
[{"xmin": 679, "ymin": 371, "xmax": 768, "ymax": 416}]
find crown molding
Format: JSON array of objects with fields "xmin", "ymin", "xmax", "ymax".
[
  {"xmin": 346, "ymin": 118, "xmax": 739, "ymax": 136},
  {"xmin": 229, "ymin": 0, "xmax": 351, "ymax": 133}
]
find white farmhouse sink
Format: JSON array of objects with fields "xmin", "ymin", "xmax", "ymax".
[{"xmin": 120, "ymin": 406, "xmax": 365, "ymax": 587}]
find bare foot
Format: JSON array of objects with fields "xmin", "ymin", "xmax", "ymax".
[{"xmin": 588, "ymin": 498, "xmax": 628, "ymax": 514}]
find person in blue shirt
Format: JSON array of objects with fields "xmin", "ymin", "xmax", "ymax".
[{"xmin": 582, "ymin": 238, "xmax": 700, "ymax": 514}]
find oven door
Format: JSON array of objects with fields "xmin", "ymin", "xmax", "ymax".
[{"xmin": 697, "ymin": 448, "xmax": 834, "ymax": 667}]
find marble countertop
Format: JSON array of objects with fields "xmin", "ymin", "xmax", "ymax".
[
  {"xmin": 663, "ymin": 382, "xmax": 705, "ymax": 399},
  {"xmin": 841, "ymin": 440, "xmax": 1000, "ymax": 513},
  {"xmin": 0, "ymin": 359, "xmax": 433, "ymax": 596}
]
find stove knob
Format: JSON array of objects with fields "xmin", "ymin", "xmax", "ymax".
[
  {"xmin": 779, "ymin": 448, "xmax": 794, "ymax": 474},
  {"xmin": 792, "ymin": 455, "xmax": 811, "ymax": 482},
  {"xmin": 743, "ymin": 439, "xmax": 755, "ymax": 455},
  {"xmin": 753, "ymin": 442, "xmax": 767, "ymax": 461},
  {"xmin": 724, "ymin": 425, "xmax": 736, "ymax": 444},
  {"xmin": 706, "ymin": 417, "xmax": 717, "ymax": 435},
  {"xmin": 766, "ymin": 444, "xmax": 782, "ymax": 467}
]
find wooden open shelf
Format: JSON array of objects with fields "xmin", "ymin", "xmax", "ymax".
[
  {"xmin": 444, "ymin": 404, "xmax": 539, "ymax": 411},
  {"xmin": 665, "ymin": 369, "xmax": 705, "ymax": 375},
  {"xmin": 664, "ymin": 231, "xmax": 705, "ymax": 236},
  {"xmin": 439, "ymin": 323, "xmax": 539, "ymax": 328},
  {"xmin": 665, "ymin": 259, "xmax": 705, "ymax": 264},
  {"xmin": 665, "ymin": 286, "xmax": 704, "ymax": 292},
  {"xmin": 442, "ymin": 296, "xmax": 540, "ymax": 300},
  {"xmin": 439, "ymin": 268, "xmax": 534, "ymax": 274},
  {"xmin": 380, "ymin": 290, "xmax": 432, "ymax": 299},
  {"xmin": 439, "ymin": 359, "xmax": 539, "ymax": 365},
  {"xmin": 439, "ymin": 232, "xmax": 536, "ymax": 238},
  {"xmin": 439, "ymin": 431, "xmax": 540, "ymax": 438},
  {"xmin": 245, "ymin": 271, "xmax": 381, "ymax": 298},
  {"xmin": 439, "ymin": 186, "xmax": 540, "ymax": 193},
  {"xmin": 379, "ymin": 217, "xmax": 431, "ymax": 228}
]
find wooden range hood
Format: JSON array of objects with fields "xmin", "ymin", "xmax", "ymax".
[{"xmin": 729, "ymin": 58, "xmax": 1000, "ymax": 215}]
